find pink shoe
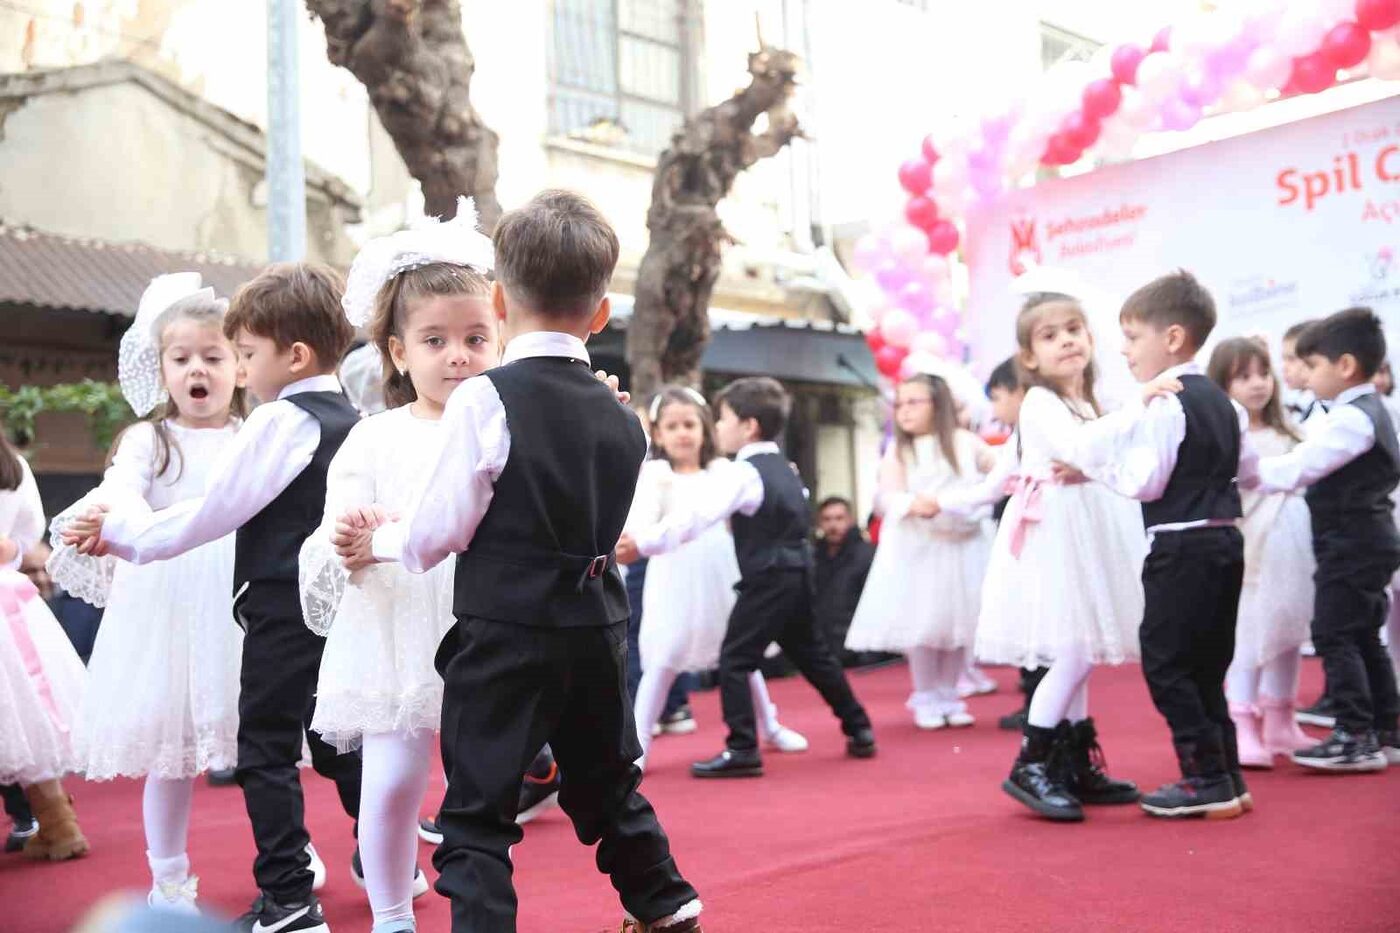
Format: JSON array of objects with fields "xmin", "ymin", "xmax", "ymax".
[
  {"xmin": 1259, "ymin": 694, "xmax": 1317, "ymax": 754},
  {"xmin": 1229, "ymin": 703, "xmax": 1273, "ymax": 769}
]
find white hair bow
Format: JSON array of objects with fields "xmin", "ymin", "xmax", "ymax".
[{"xmin": 117, "ymin": 272, "xmax": 217, "ymax": 416}]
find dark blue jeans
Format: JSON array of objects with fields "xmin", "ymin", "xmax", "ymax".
[{"xmin": 624, "ymin": 559, "xmax": 693, "ymax": 717}]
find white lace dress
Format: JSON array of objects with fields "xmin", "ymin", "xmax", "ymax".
[
  {"xmin": 629, "ymin": 460, "xmax": 742, "ymax": 673},
  {"xmin": 846, "ymin": 432, "xmax": 994, "ymax": 652},
  {"xmin": 0, "ymin": 457, "xmax": 86, "ymax": 785},
  {"xmin": 48, "ymin": 421, "xmax": 241, "ymax": 780},
  {"xmin": 1235, "ymin": 427, "xmax": 1315, "ymax": 667},
  {"xmin": 975, "ymin": 388, "xmax": 1147, "ymax": 668},
  {"xmin": 299, "ymin": 406, "xmax": 455, "ymax": 753}
]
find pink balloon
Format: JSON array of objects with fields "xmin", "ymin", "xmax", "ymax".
[
  {"xmin": 889, "ymin": 224, "xmax": 929, "ymax": 265},
  {"xmin": 897, "ymin": 280, "xmax": 935, "ymax": 315},
  {"xmin": 918, "ymin": 253, "xmax": 950, "ymax": 285},
  {"xmin": 851, "ymin": 234, "xmax": 887, "ymax": 274},
  {"xmin": 905, "ymin": 195, "xmax": 940, "ymax": 232},
  {"xmin": 1111, "ymin": 44, "xmax": 1147, "ymax": 84},
  {"xmin": 1208, "ymin": 32, "xmax": 1256, "ymax": 79},
  {"xmin": 1291, "ymin": 53, "xmax": 1338, "ymax": 94},
  {"xmin": 1180, "ymin": 69, "xmax": 1224, "ymax": 107},
  {"xmin": 1160, "ymin": 97, "xmax": 1203, "ymax": 131},
  {"xmin": 910, "ymin": 330, "xmax": 949, "ymax": 359},
  {"xmin": 1244, "ymin": 46, "xmax": 1292, "ymax": 90},
  {"xmin": 1322, "ymin": 22, "xmax": 1371, "ymax": 69},
  {"xmin": 875, "ymin": 344, "xmax": 908, "ymax": 379},
  {"xmin": 926, "ymin": 220, "xmax": 960, "ymax": 256},
  {"xmin": 1136, "ymin": 52, "xmax": 1185, "ymax": 102},
  {"xmin": 874, "ymin": 259, "xmax": 911, "ymax": 294},
  {"xmin": 920, "ymin": 135, "xmax": 940, "ymax": 166},
  {"xmin": 932, "ymin": 157, "xmax": 970, "ymax": 199},
  {"xmin": 898, "ymin": 158, "xmax": 933, "ymax": 196},
  {"xmin": 1152, "ymin": 27, "xmax": 1172, "ymax": 53},
  {"xmin": 1082, "ymin": 78, "xmax": 1124, "ymax": 120},
  {"xmin": 880, "ymin": 307, "xmax": 920, "ymax": 349},
  {"xmin": 930, "ymin": 305, "xmax": 961, "ymax": 338},
  {"xmin": 971, "ymin": 168, "xmax": 1003, "ymax": 198},
  {"xmin": 1061, "ymin": 111, "xmax": 1101, "ymax": 150},
  {"xmin": 1357, "ymin": 0, "xmax": 1400, "ymax": 32}
]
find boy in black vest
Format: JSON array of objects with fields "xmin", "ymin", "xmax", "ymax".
[
  {"xmin": 1058, "ymin": 271, "xmax": 1251, "ymax": 820},
  {"xmin": 617, "ymin": 377, "xmax": 876, "ymax": 778},
  {"xmin": 1253, "ymin": 307, "xmax": 1400, "ymax": 772},
  {"xmin": 338, "ymin": 191, "xmax": 700, "ymax": 933},
  {"xmin": 69, "ymin": 264, "xmax": 366, "ymax": 933}
]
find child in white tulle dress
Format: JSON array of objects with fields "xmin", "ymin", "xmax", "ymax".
[
  {"xmin": 46, "ymin": 276, "xmax": 243, "ymax": 905},
  {"xmin": 974, "ymin": 293, "xmax": 1146, "ymax": 822},
  {"xmin": 627, "ymin": 386, "xmax": 807, "ymax": 768},
  {"xmin": 1207, "ymin": 338, "xmax": 1316, "ymax": 767},
  {"xmin": 298, "ymin": 202, "xmax": 494, "ymax": 933},
  {"xmin": 846, "ymin": 373, "xmax": 994, "ymax": 730},
  {"xmin": 0, "ymin": 427, "xmax": 89, "ymax": 861}
]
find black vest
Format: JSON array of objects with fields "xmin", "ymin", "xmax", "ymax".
[
  {"xmin": 1141, "ymin": 374, "xmax": 1243, "ymax": 529},
  {"xmin": 453, "ymin": 356, "xmax": 645, "ymax": 627},
  {"xmin": 233, "ymin": 391, "xmax": 357, "ymax": 599},
  {"xmin": 1305, "ymin": 391, "xmax": 1400, "ymax": 538},
  {"xmin": 730, "ymin": 452, "xmax": 811, "ymax": 577}
]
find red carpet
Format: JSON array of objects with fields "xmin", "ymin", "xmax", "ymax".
[{"xmin": 3, "ymin": 660, "xmax": 1397, "ymax": 931}]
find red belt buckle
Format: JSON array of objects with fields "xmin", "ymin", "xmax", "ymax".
[{"xmin": 587, "ymin": 555, "xmax": 608, "ymax": 579}]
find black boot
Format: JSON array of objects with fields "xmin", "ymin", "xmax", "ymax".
[
  {"xmin": 1002, "ymin": 724, "xmax": 1083, "ymax": 821},
  {"xmin": 1062, "ymin": 718, "xmax": 1139, "ymax": 804},
  {"xmin": 1139, "ymin": 735, "xmax": 1243, "ymax": 820},
  {"xmin": 691, "ymin": 747, "xmax": 763, "ymax": 779}
]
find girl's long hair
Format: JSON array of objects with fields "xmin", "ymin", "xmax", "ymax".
[
  {"xmin": 647, "ymin": 385, "xmax": 717, "ymax": 467},
  {"xmin": 895, "ymin": 373, "xmax": 961, "ymax": 475},
  {"xmin": 107, "ymin": 293, "xmax": 249, "ymax": 482},
  {"xmin": 369, "ymin": 262, "xmax": 493, "ymax": 410},
  {"xmin": 1013, "ymin": 292, "xmax": 1100, "ymax": 418},
  {"xmin": 1207, "ymin": 336, "xmax": 1300, "ymax": 442},
  {"xmin": 0, "ymin": 417, "xmax": 22, "ymax": 491}
]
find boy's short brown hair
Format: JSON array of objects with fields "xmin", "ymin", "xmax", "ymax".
[
  {"xmin": 716, "ymin": 376, "xmax": 791, "ymax": 441},
  {"xmin": 224, "ymin": 262, "xmax": 354, "ymax": 369},
  {"xmin": 493, "ymin": 189, "xmax": 619, "ymax": 318},
  {"xmin": 1120, "ymin": 269, "xmax": 1217, "ymax": 350}
]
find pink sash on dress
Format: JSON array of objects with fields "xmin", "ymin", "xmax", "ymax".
[
  {"xmin": 1004, "ymin": 475, "xmax": 1045, "ymax": 560},
  {"xmin": 0, "ymin": 573, "xmax": 67, "ymax": 733}
]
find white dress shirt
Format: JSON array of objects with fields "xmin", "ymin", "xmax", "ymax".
[
  {"xmin": 101, "ymin": 374, "xmax": 341, "ymax": 564},
  {"xmin": 369, "ymin": 331, "xmax": 592, "ymax": 573},
  {"xmin": 630, "ymin": 441, "xmax": 772, "ymax": 558},
  {"xmin": 937, "ymin": 440, "xmax": 1017, "ymax": 521},
  {"xmin": 1062, "ymin": 362, "xmax": 1256, "ymax": 534},
  {"xmin": 1254, "ymin": 382, "xmax": 1382, "ymax": 494}
]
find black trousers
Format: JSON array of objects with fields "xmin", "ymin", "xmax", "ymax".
[
  {"xmin": 2, "ymin": 782, "xmax": 31, "ymax": 824},
  {"xmin": 434, "ymin": 617, "xmax": 696, "ymax": 933},
  {"xmin": 235, "ymin": 585, "xmax": 362, "ymax": 903},
  {"xmin": 719, "ymin": 568, "xmax": 871, "ymax": 752},
  {"xmin": 1140, "ymin": 527, "xmax": 1245, "ymax": 774},
  {"xmin": 1312, "ymin": 530, "xmax": 1400, "ymax": 734}
]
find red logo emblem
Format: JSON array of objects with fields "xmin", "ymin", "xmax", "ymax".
[{"xmin": 1009, "ymin": 215, "xmax": 1042, "ymax": 276}]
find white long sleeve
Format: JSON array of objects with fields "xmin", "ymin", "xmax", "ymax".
[
  {"xmin": 299, "ymin": 418, "xmax": 380, "ymax": 633},
  {"xmin": 2, "ymin": 457, "xmax": 45, "ymax": 570},
  {"xmin": 632, "ymin": 453, "xmax": 765, "ymax": 558},
  {"xmin": 1255, "ymin": 390, "xmax": 1378, "ymax": 494},
  {"xmin": 101, "ymin": 392, "xmax": 323, "ymax": 564},
  {"xmin": 938, "ymin": 441, "xmax": 1016, "ymax": 520}
]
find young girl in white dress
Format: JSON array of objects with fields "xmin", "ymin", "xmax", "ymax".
[
  {"xmin": 298, "ymin": 201, "xmax": 494, "ymax": 933},
  {"xmin": 846, "ymin": 373, "xmax": 994, "ymax": 729},
  {"xmin": 627, "ymin": 386, "xmax": 808, "ymax": 768},
  {"xmin": 0, "ymin": 422, "xmax": 89, "ymax": 861},
  {"xmin": 1206, "ymin": 338, "xmax": 1316, "ymax": 767},
  {"xmin": 972, "ymin": 293, "xmax": 1145, "ymax": 822},
  {"xmin": 46, "ymin": 275, "xmax": 244, "ymax": 905}
]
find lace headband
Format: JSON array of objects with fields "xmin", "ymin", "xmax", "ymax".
[
  {"xmin": 648, "ymin": 386, "xmax": 709, "ymax": 423},
  {"xmin": 117, "ymin": 272, "xmax": 217, "ymax": 416},
  {"xmin": 341, "ymin": 196, "xmax": 495, "ymax": 328}
]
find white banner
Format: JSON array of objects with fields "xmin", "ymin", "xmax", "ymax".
[{"xmin": 965, "ymin": 94, "xmax": 1400, "ymax": 402}]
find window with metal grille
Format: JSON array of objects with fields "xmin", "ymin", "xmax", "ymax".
[
  {"xmin": 1040, "ymin": 21, "xmax": 1100, "ymax": 70},
  {"xmin": 550, "ymin": 0, "xmax": 692, "ymax": 156}
]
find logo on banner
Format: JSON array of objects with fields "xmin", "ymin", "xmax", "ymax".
[
  {"xmin": 1366, "ymin": 245, "xmax": 1395, "ymax": 280},
  {"xmin": 1227, "ymin": 275, "xmax": 1300, "ymax": 320},
  {"xmin": 1008, "ymin": 215, "xmax": 1041, "ymax": 276},
  {"xmin": 1350, "ymin": 245, "xmax": 1400, "ymax": 307}
]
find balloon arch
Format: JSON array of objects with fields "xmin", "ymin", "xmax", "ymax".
[{"xmin": 850, "ymin": 0, "xmax": 1400, "ymax": 390}]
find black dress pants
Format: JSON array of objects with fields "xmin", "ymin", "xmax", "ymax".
[
  {"xmin": 434, "ymin": 617, "xmax": 697, "ymax": 933},
  {"xmin": 1312, "ymin": 530, "xmax": 1400, "ymax": 735},
  {"xmin": 719, "ymin": 568, "xmax": 871, "ymax": 752},
  {"xmin": 1139, "ymin": 528, "xmax": 1245, "ymax": 774},
  {"xmin": 235, "ymin": 584, "xmax": 362, "ymax": 903}
]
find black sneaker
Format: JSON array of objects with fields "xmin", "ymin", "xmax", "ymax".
[
  {"xmin": 236, "ymin": 893, "xmax": 329, "ymax": 933},
  {"xmin": 1139, "ymin": 774, "xmax": 1243, "ymax": 819},
  {"xmin": 691, "ymin": 748, "xmax": 763, "ymax": 778},
  {"xmin": 5, "ymin": 816, "xmax": 38, "ymax": 853},
  {"xmin": 997, "ymin": 708, "xmax": 1029, "ymax": 731},
  {"xmin": 517, "ymin": 759, "xmax": 561, "ymax": 824},
  {"xmin": 1002, "ymin": 760, "xmax": 1084, "ymax": 822},
  {"xmin": 206, "ymin": 767, "xmax": 238, "ymax": 787},
  {"xmin": 1292, "ymin": 728, "xmax": 1388, "ymax": 772},
  {"xmin": 417, "ymin": 816, "xmax": 443, "ymax": 845},
  {"xmin": 845, "ymin": 727, "xmax": 877, "ymax": 760},
  {"xmin": 658, "ymin": 705, "xmax": 698, "ymax": 735},
  {"xmin": 350, "ymin": 848, "xmax": 430, "ymax": 899},
  {"xmin": 1295, "ymin": 695, "xmax": 1337, "ymax": 729}
]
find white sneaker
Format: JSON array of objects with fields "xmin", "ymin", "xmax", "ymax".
[
  {"xmin": 957, "ymin": 670, "xmax": 998, "ymax": 699},
  {"xmin": 763, "ymin": 726, "xmax": 810, "ymax": 753},
  {"xmin": 148, "ymin": 876, "xmax": 200, "ymax": 915},
  {"xmin": 914, "ymin": 709, "xmax": 947, "ymax": 730},
  {"xmin": 307, "ymin": 842, "xmax": 327, "ymax": 892},
  {"xmin": 945, "ymin": 710, "xmax": 976, "ymax": 728}
]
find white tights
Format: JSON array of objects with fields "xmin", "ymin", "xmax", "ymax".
[
  {"xmin": 633, "ymin": 669, "xmax": 779, "ymax": 759},
  {"xmin": 1224, "ymin": 649, "xmax": 1302, "ymax": 706},
  {"xmin": 143, "ymin": 776, "xmax": 195, "ymax": 884},
  {"xmin": 906, "ymin": 646, "xmax": 967, "ymax": 714},
  {"xmin": 1026, "ymin": 650, "xmax": 1093, "ymax": 729},
  {"xmin": 360, "ymin": 730, "xmax": 435, "ymax": 929}
]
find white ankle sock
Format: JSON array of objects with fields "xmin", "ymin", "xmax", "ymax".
[{"xmin": 148, "ymin": 852, "xmax": 191, "ymax": 885}]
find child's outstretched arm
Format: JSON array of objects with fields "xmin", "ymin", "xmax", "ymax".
[
  {"xmin": 626, "ymin": 459, "xmax": 763, "ymax": 559},
  {"xmin": 1254, "ymin": 403, "xmax": 1376, "ymax": 494}
]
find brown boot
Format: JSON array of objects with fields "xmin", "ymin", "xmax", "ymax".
[{"xmin": 22, "ymin": 779, "xmax": 90, "ymax": 861}]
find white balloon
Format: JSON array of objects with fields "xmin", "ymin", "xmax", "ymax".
[
  {"xmin": 1273, "ymin": 11, "xmax": 1328, "ymax": 58},
  {"xmin": 1220, "ymin": 79, "xmax": 1266, "ymax": 112},
  {"xmin": 1369, "ymin": 37, "xmax": 1400, "ymax": 81},
  {"xmin": 1136, "ymin": 52, "xmax": 1186, "ymax": 103},
  {"xmin": 1244, "ymin": 46, "xmax": 1292, "ymax": 91},
  {"xmin": 1095, "ymin": 117, "xmax": 1140, "ymax": 160},
  {"xmin": 1316, "ymin": 0, "xmax": 1359, "ymax": 25},
  {"xmin": 1117, "ymin": 85, "xmax": 1157, "ymax": 130},
  {"xmin": 932, "ymin": 155, "xmax": 970, "ymax": 199}
]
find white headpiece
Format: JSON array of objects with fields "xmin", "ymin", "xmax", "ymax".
[
  {"xmin": 117, "ymin": 272, "xmax": 217, "ymax": 416},
  {"xmin": 341, "ymin": 196, "xmax": 494, "ymax": 328}
]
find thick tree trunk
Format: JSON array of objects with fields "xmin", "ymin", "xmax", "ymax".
[
  {"xmin": 305, "ymin": 0, "xmax": 500, "ymax": 226},
  {"xmin": 626, "ymin": 46, "xmax": 801, "ymax": 401}
]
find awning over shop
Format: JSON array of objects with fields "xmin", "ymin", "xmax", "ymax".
[{"xmin": 604, "ymin": 294, "xmax": 877, "ymax": 390}]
